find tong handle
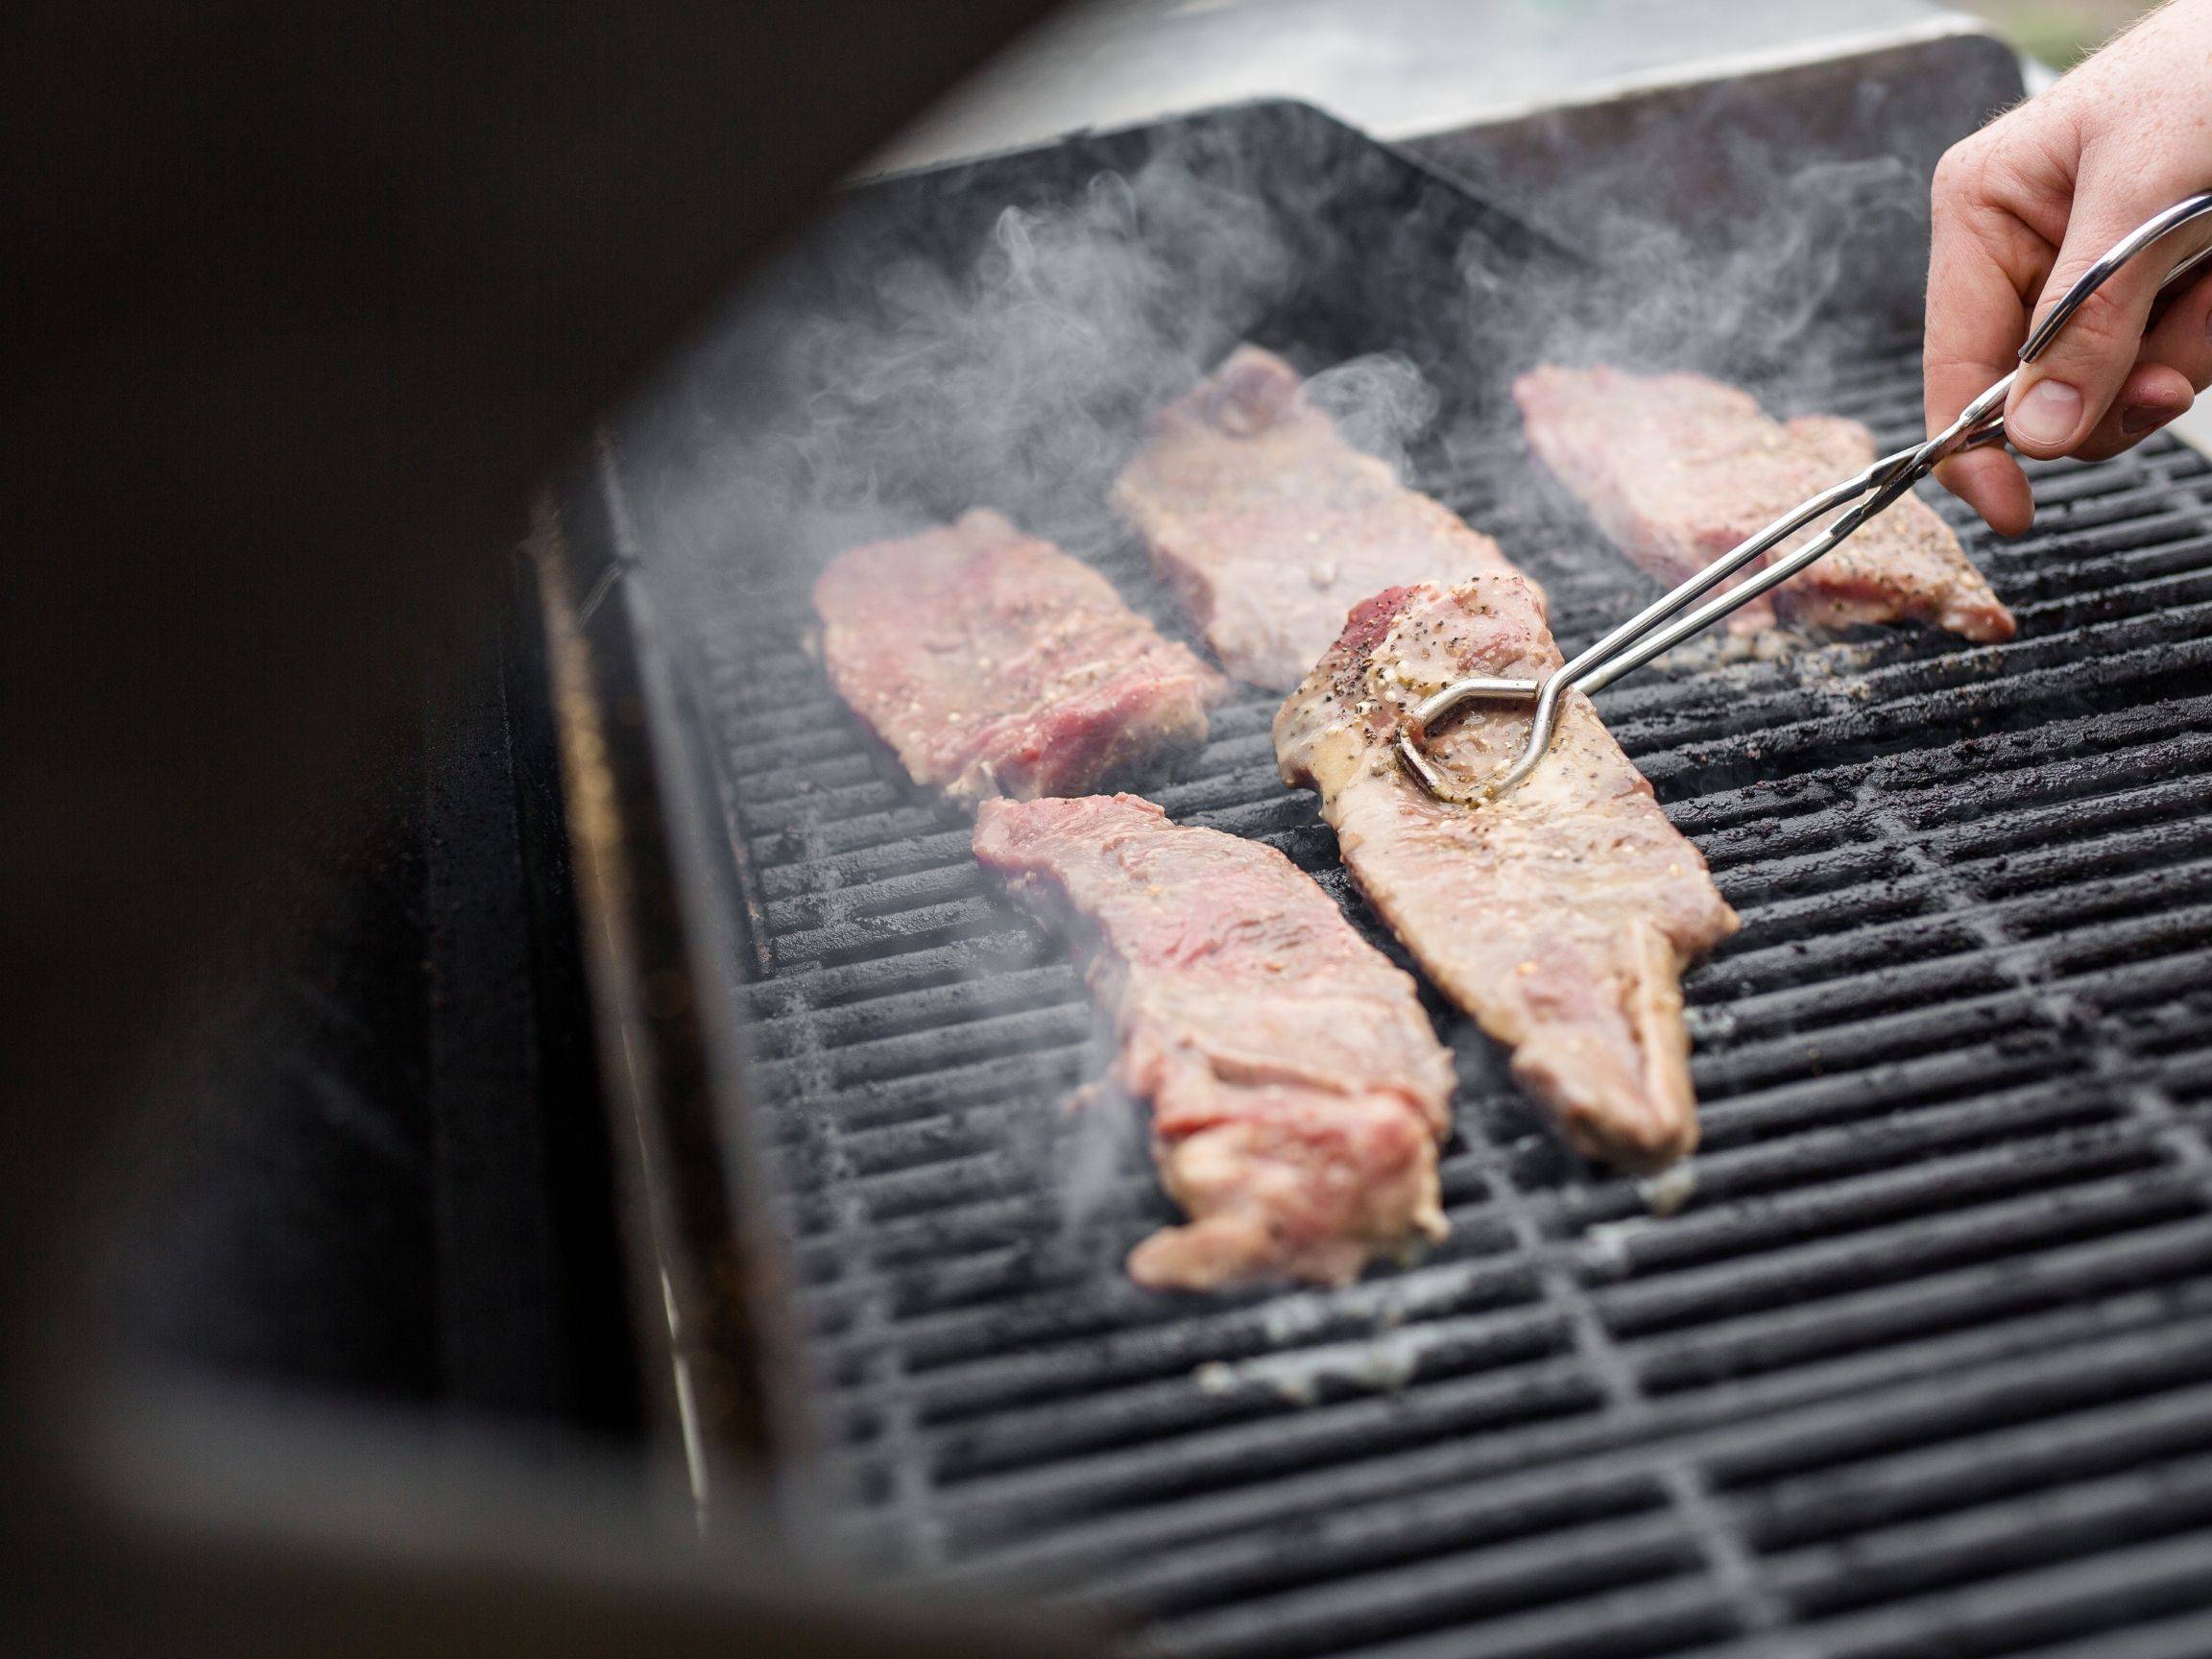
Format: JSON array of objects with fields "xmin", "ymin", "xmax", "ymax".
[{"xmin": 2017, "ymin": 195, "xmax": 2212, "ymax": 366}]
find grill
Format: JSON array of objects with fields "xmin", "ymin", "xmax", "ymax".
[{"xmin": 559, "ymin": 89, "xmax": 2212, "ymax": 1659}]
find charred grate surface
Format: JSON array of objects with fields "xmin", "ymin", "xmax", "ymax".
[
  {"xmin": 625, "ymin": 320, "xmax": 2212, "ymax": 1658},
  {"xmin": 594, "ymin": 109, "xmax": 2212, "ymax": 1659}
]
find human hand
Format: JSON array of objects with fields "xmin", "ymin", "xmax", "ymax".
[{"xmin": 1925, "ymin": 0, "xmax": 2212, "ymax": 534}]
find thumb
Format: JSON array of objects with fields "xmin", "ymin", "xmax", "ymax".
[{"xmin": 2007, "ymin": 192, "xmax": 2192, "ymax": 458}]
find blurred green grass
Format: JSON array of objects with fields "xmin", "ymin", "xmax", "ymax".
[{"xmin": 1955, "ymin": 0, "xmax": 2156, "ymax": 67}]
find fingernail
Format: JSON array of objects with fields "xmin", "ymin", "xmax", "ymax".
[
  {"xmin": 2011, "ymin": 378, "xmax": 2082, "ymax": 446},
  {"xmin": 2122, "ymin": 403, "xmax": 2174, "ymax": 435}
]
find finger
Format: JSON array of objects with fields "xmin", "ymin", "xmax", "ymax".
[
  {"xmin": 1934, "ymin": 445, "xmax": 2036, "ymax": 536},
  {"xmin": 2140, "ymin": 258, "xmax": 2212, "ymax": 388},
  {"xmin": 2055, "ymin": 264, "xmax": 2212, "ymax": 459},
  {"xmin": 2073, "ymin": 361, "xmax": 2194, "ymax": 460},
  {"xmin": 1925, "ymin": 183, "xmax": 2035, "ymax": 436},
  {"xmin": 2005, "ymin": 192, "xmax": 2189, "ymax": 457},
  {"xmin": 1925, "ymin": 149, "xmax": 2043, "ymax": 530}
]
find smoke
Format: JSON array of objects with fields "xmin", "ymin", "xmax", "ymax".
[
  {"xmin": 1305, "ymin": 351, "xmax": 1441, "ymax": 478},
  {"xmin": 619, "ymin": 118, "xmax": 1463, "ymax": 605},
  {"xmin": 1422, "ymin": 43, "xmax": 1963, "ymax": 406},
  {"xmin": 757, "ymin": 161, "xmax": 1290, "ymax": 554},
  {"xmin": 606, "ymin": 124, "xmax": 1466, "ymax": 1267},
  {"xmin": 1051, "ymin": 1074, "xmax": 1148, "ymax": 1246},
  {"xmin": 1622, "ymin": 151, "xmax": 1917, "ymax": 378},
  {"xmin": 1465, "ymin": 152, "xmax": 1918, "ymax": 399},
  {"xmin": 607, "ymin": 90, "xmax": 1952, "ymax": 1279}
]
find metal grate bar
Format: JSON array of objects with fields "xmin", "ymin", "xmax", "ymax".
[
  {"xmin": 633, "ymin": 283, "xmax": 2212, "ymax": 1651},
  {"xmin": 952, "ymin": 1265, "xmax": 2212, "ymax": 1598}
]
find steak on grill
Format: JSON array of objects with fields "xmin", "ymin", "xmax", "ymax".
[
  {"xmin": 1514, "ymin": 365, "xmax": 2017, "ymax": 642},
  {"xmin": 1113, "ymin": 346, "xmax": 1534, "ymax": 689},
  {"xmin": 973, "ymin": 792, "xmax": 1455, "ymax": 1289},
  {"xmin": 1276, "ymin": 576, "xmax": 1739, "ymax": 1170},
  {"xmin": 812, "ymin": 510, "xmax": 1226, "ymax": 805}
]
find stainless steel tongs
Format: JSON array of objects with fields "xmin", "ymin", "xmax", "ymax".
[{"xmin": 1399, "ymin": 191, "xmax": 2212, "ymax": 805}]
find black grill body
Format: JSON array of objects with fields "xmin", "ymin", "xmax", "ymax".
[{"xmin": 555, "ymin": 98, "xmax": 2212, "ymax": 1659}]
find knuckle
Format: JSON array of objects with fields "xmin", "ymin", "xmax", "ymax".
[
  {"xmin": 1933, "ymin": 106, "xmax": 2080, "ymax": 233},
  {"xmin": 2041, "ymin": 283, "xmax": 2137, "ymax": 357},
  {"xmin": 1932, "ymin": 139, "xmax": 1985, "ymax": 201},
  {"xmin": 1929, "ymin": 332, "xmax": 2012, "ymax": 398},
  {"xmin": 1922, "ymin": 341, "xmax": 2006, "ymax": 384},
  {"xmin": 1975, "ymin": 147, "xmax": 2055, "ymax": 220}
]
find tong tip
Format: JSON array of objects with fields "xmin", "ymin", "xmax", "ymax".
[{"xmin": 1394, "ymin": 731, "xmax": 1504, "ymax": 805}]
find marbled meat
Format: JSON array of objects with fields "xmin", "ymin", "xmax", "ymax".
[
  {"xmin": 1276, "ymin": 576, "xmax": 1739, "ymax": 1169},
  {"xmin": 973, "ymin": 792, "xmax": 1456, "ymax": 1290},
  {"xmin": 812, "ymin": 510, "xmax": 1226, "ymax": 805},
  {"xmin": 1114, "ymin": 346, "xmax": 1535, "ymax": 689},
  {"xmin": 1514, "ymin": 365, "xmax": 2015, "ymax": 642}
]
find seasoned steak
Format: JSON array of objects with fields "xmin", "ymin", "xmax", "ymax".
[
  {"xmin": 973, "ymin": 793, "xmax": 1455, "ymax": 1290},
  {"xmin": 1514, "ymin": 365, "xmax": 2016, "ymax": 642},
  {"xmin": 813, "ymin": 510, "xmax": 1226, "ymax": 805},
  {"xmin": 1276, "ymin": 577, "xmax": 1739, "ymax": 1170},
  {"xmin": 1114, "ymin": 346, "xmax": 1533, "ymax": 690}
]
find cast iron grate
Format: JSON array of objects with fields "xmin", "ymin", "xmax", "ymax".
[
  {"xmin": 602, "ymin": 106, "xmax": 2212, "ymax": 1659},
  {"xmin": 622, "ymin": 336, "xmax": 2212, "ymax": 1658}
]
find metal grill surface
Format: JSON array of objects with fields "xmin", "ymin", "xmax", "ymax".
[{"xmin": 627, "ymin": 324, "xmax": 2212, "ymax": 1658}]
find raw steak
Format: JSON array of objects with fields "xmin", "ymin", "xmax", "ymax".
[
  {"xmin": 974, "ymin": 792, "xmax": 1456, "ymax": 1289},
  {"xmin": 1514, "ymin": 365, "xmax": 2015, "ymax": 641},
  {"xmin": 1114, "ymin": 346, "xmax": 1534, "ymax": 689},
  {"xmin": 1276, "ymin": 576, "xmax": 1739, "ymax": 1170},
  {"xmin": 813, "ymin": 510, "xmax": 1225, "ymax": 805}
]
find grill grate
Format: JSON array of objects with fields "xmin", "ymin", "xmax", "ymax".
[
  {"xmin": 594, "ymin": 102, "xmax": 2212, "ymax": 1659},
  {"xmin": 626, "ymin": 329, "xmax": 2212, "ymax": 1656}
]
